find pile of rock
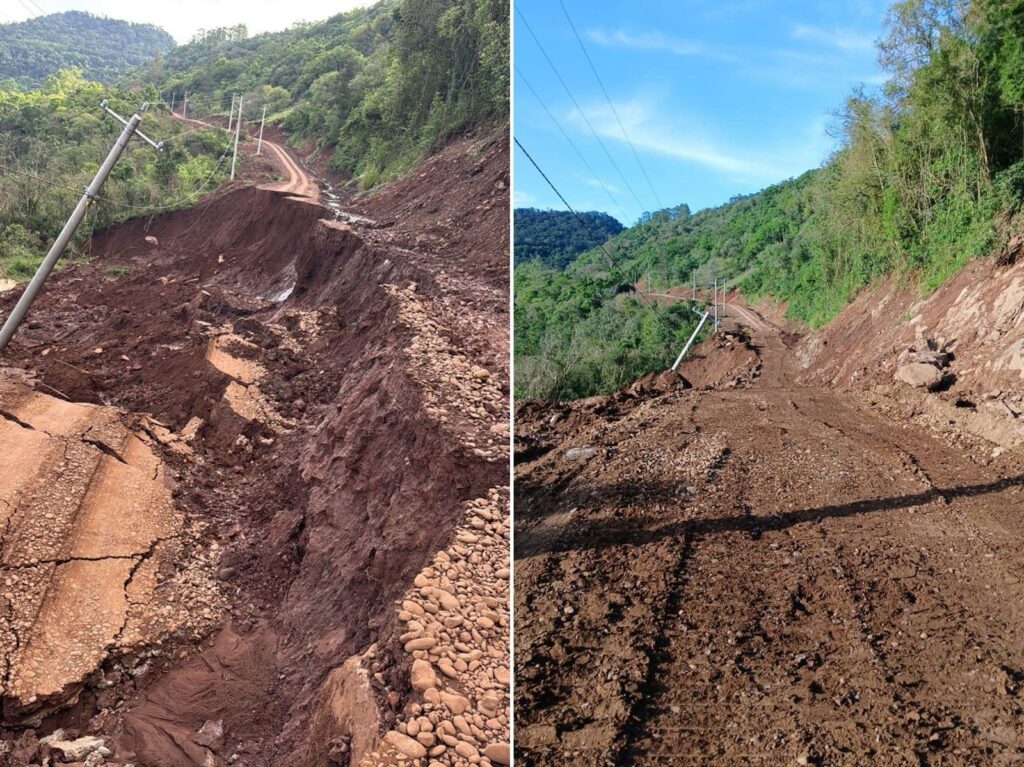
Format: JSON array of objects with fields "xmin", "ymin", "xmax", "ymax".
[
  {"xmin": 362, "ymin": 487, "xmax": 510, "ymax": 767},
  {"xmin": 382, "ymin": 284, "xmax": 509, "ymax": 463},
  {"xmin": 2, "ymin": 729, "xmax": 114, "ymax": 766},
  {"xmin": 895, "ymin": 332, "xmax": 954, "ymax": 391}
]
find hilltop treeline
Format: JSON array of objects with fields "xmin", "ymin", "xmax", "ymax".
[
  {"xmin": 148, "ymin": 0, "xmax": 509, "ymax": 186},
  {"xmin": 516, "ymin": 0, "xmax": 1024, "ymax": 399},
  {"xmin": 0, "ymin": 12, "xmax": 174, "ymax": 88},
  {"xmin": 514, "ymin": 208, "xmax": 623, "ymax": 269}
]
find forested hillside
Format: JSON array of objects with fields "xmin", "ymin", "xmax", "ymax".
[
  {"xmin": 0, "ymin": 12, "xmax": 174, "ymax": 88},
  {"xmin": 146, "ymin": 0, "xmax": 509, "ymax": 186},
  {"xmin": 0, "ymin": 70, "xmax": 231, "ymax": 280},
  {"xmin": 516, "ymin": 0, "xmax": 1024, "ymax": 399},
  {"xmin": 514, "ymin": 208, "xmax": 623, "ymax": 268}
]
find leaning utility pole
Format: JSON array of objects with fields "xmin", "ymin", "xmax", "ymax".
[
  {"xmin": 227, "ymin": 93, "xmax": 236, "ymax": 132},
  {"xmin": 0, "ymin": 102, "xmax": 162, "ymax": 353},
  {"xmin": 230, "ymin": 93, "xmax": 243, "ymax": 180},
  {"xmin": 256, "ymin": 104, "xmax": 267, "ymax": 156}
]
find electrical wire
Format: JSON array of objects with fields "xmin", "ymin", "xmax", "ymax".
[
  {"xmin": 514, "ymin": 136, "xmax": 617, "ymax": 268},
  {"xmin": 0, "ymin": 138, "xmax": 233, "ymax": 214},
  {"xmin": 557, "ymin": 0, "xmax": 664, "ymax": 212},
  {"xmin": 516, "ymin": 65, "xmax": 630, "ymax": 224},
  {"xmin": 516, "ymin": 6, "xmax": 647, "ymax": 217},
  {"xmin": 15, "ymin": 0, "xmax": 38, "ymax": 19}
]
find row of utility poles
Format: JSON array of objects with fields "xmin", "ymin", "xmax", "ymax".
[
  {"xmin": 0, "ymin": 89, "xmax": 271, "ymax": 352},
  {"xmin": 660, "ymin": 269, "xmax": 726, "ymax": 372},
  {"xmin": 165, "ymin": 91, "xmax": 269, "ymax": 181}
]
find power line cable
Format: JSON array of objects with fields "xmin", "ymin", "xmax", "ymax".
[
  {"xmin": 23, "ymin": 0, "xmax": 45, "ymax": 15},
  {"xmin": 514, "ymin": 136, "xmax": 616, "ymax": 268},
  {"xmin": 557, "ymin": 0, "xmax": 664, "ymax": 212},
  {"xmin": 15, "ymin": 0, "xmax": 38, "ymax": 18},
  {"xmin": 0, "ymin": 140, "xmax": 233, "ymax": 213},
  {"xmin": 516, "ymin": 65, "xmax": 631, "ymax": 224},
  {"xmin": 515, "ymin": 6, "xmax": 647, "ymax": 218}
]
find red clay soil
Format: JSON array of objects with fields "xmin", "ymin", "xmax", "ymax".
[
  {"xmin": 0, "ymin": 128, "xmax": 508, "ymax": 767},
  {"xmin": 515, "ymin": 300, "xmax": 1024, "ymax": 767}
]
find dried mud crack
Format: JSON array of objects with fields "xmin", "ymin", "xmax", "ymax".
[
  {"xmin": 516, "ymin": 302, "xmax": 1024, "ymax": 766},
  {"xmin": 0, "ymin": 130, "xmax": 508, "ymax": 767}
]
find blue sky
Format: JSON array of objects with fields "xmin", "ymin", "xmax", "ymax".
[{"xmin": 514, "ymin": 0, "xmax": 890, "ymax": 224}]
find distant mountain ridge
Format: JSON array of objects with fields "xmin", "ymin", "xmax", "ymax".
[
  {"xmin": 514, "ymin": 208, "xmax": 624, "ymax": 269},
  {"xmin": 0, "ymin": 11, "xmax": 174, "ymax": 88}
]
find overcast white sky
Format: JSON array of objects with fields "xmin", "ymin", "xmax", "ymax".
[{"xmin": 3, "ymin": 1, "xmax": 370, "ymax": 43}]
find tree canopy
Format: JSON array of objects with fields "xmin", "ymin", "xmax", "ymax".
[
  {"xmin": 513, "ymin": 208, "xmax": 623, "ymax": 269},
  {"xmin": 145, "ymin": 0, "xmax": 509, "ymax": 186},
  {"xmin": 0, "ymin": 69, "xmax": 231, "ymax": 280},
  {"xmin": 0, "ymin": 12, "xmax": 174, "ymax": 88}
]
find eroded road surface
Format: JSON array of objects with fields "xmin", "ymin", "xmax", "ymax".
[
  {"xmin": 0, "ymin": 377, "xmax": 205, "ymax": 715},
  {"xmin": 515, "ymin": 305, "xmax": 1024, "ymax": 766}
]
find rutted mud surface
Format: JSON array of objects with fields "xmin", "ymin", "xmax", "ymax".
[
  {"xmin": 515, "ymin": 302, "xmax": 1024, "ymax": 766},
  {"xmin": 0, "ymin": 129, "xmax": 509, "ymax": 766}
]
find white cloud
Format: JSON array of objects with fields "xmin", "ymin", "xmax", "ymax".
[
  {"xmin": 791, "ymin": 23, "xmax": 875, "ymax": 53},
  {"xmin": 568, "ymin": 95, "xmax": 833, "ymax": 186},
  {"xmin": 585, "ymin": 28, "xmax": 740, "ymax": 63},
  {"xmin": 579, "ymin": 176, "xmax": 621, "ymax": 194},
  {"xmin": 513, "ymin": 188, "xmax": 537, "ymax": 207}
]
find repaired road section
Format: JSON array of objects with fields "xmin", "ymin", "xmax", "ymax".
[{"xmin": 515, "ymin": 303, "xmax": 1024, "ymax": 766}]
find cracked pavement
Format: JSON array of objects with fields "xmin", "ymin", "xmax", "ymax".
[{"xmin": 0, "ymin": 377, "xmax": 182, "ymax": 711}]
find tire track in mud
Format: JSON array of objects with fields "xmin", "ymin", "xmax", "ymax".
[{"xmin": 516, "ymin": 301, "xmax": 1024, "ymax": 766}]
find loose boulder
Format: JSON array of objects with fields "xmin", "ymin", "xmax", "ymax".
[{"xmin": 895, "ymin": 362, "xmax": 943, "ymax": 390}]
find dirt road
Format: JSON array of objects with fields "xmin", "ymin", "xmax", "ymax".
[
  {"xmin": 515, "ymin": 303, "xmax": 1024, "ymax": 766},
  {"xmin": 258, "ymin": 140, "xmax": 319, "ymax": 198},
  {"xmin": 173, "ymin": 111, "xmax": 319, "ymax": 200},
  {"xmin": 0, "ymin": 377, "xmax": 216, "ymax": 718}
]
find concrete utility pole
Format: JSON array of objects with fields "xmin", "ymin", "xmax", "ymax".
[
  {"xmin": 182, "ymin": 91, "xmax": 189, "ymax": 120},
  {"xmin": 713, "ymin": 277, "xmax": 718, "ymax": 331},
  {"xmin": 0, "ymin": 102, "xmax": 162, "ymax": 353},
  {"xmin": 256, "ymin": 104, "xmax": 267, "ymax": 156},
  {"xmin": 227, "ymin": 93, "xmax": 236, "ymax": 132},
  {"xmin": 170, "ymin": 92, "xmax": 175, "ymax": 114},
  {"xmin": 672, "ymin": 310, "xmax": 710, "ymax": 371},
  {"xmin": 230, "ymin": 93, "xmax": 243, "ymax": 181}
]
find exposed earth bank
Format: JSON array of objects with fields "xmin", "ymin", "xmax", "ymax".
[
  {"xmin": 515, "ymin": 258, "xmax": 1024, "ymax": 766},
  {"xmin": 0, "ymin": 128, "xmax": 510, "ymax": 767}
]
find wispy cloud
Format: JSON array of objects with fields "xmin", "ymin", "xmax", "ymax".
[
  {"xmin": 579, "ymin": 176, "xmax": 622, "ymax": 194},
  {"xmin": 568, "ymin": 96, "xmax": 834, "ymax": 186},
  {"xmin": 791, "ymin": 23, "xmax": 875, "ymax": 53},
  {"xmin": 585, "ymin": 28, "xmax": 741, "ymax": 63},
  {"xmin": 513, "ymin": 189, "xmax": 537, "ymax": 206}
]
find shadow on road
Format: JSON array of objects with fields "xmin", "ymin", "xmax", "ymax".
[{"xmin": 515, "ymin": 474, "xmax": 1024, "ymax": 560}]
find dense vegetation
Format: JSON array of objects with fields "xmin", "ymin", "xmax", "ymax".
[
  {"xmin": 0, "ymin": 12, "xmax": 174, "ymax": 88},
  {"xmin": 514, "ymin": 262, "xmax": 703, "ymax": 399},
  {"xmin": 514, "ymin": 208, "xmax": 623, "ymax": 268},
  {"xmin": 516, "ymin": 0, "xmax": 1024, "ymax": 399},
  {"xmin": 0, "ymin": 70, "xmax": 231, "ymax": 280},
  {"xmin": 146, "ymin": 0, "xmax": 509, "ymax": 186}
]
